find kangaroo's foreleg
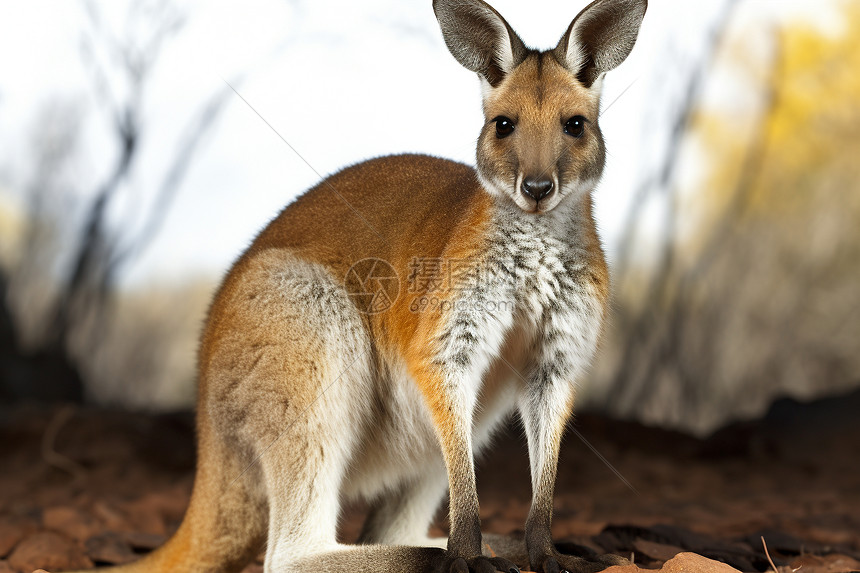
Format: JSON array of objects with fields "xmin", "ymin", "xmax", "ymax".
[
  {"xmin": 422, "ymin": 371, "xmax": 520, "ymax": 573},
  {"xmin": 519, "ymin": 370, "xmax": 575, "ymax": 573},
  {"xmin": 518, "ymin": 318, "xmax": 628, "ymax": 573},
  {"xmin": 401, "ymin": 293, "xmax": 522, "ymax": 573}
]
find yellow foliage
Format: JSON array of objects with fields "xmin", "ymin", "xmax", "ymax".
[
  {"xmin": 0, "ymin": 193, "xmax": 24, "ymax": 266},
  {"xmin": 697, "ymin": 0, "xmax": 860, "ymax": 220}
]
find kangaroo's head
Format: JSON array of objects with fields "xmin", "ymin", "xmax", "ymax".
[{"xmin": 434, "ymin": 0, "xmax": 646, "ymax": 214}]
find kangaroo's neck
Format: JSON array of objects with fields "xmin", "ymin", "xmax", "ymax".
[{"xmin": 486, "ymin": 188, "xmax": 600, "ymax": 251}]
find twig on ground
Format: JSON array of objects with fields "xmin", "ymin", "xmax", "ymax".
[
  {"xmin": 762, "ymin": 536, "xmax": 777, "ymax": 572},
  {"xmin": 41, "ymin": 405, "xmax": 88, "ymax": 485}
]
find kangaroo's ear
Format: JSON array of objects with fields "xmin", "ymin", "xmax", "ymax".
[
  {"xmin": 554, "ymin": 0, "xmax": 647, "ymax": 88},
  {"xmin": 433, "ymin": 0, "xmax": 528, "ymax": 87}
]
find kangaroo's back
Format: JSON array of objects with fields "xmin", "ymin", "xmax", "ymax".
[{"xmin": 248, "ymin": 154, "xmax": 491, "ymax": 267}]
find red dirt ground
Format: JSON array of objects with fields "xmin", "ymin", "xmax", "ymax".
[{"xmin": 1, "ymin": 389, "xmax": 858, "ymax": 572}]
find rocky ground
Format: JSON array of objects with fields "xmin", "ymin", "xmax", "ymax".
[{"xmin": 1, "ymin": 389, "xmax": 858, "ymax": 573}]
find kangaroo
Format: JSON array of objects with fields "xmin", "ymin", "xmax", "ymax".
[{"xmin": 66, "ymin": 0, "xmax": 646, "ymax": 572}]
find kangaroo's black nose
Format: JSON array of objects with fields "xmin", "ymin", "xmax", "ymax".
[{"xmin": 521, "ymin": 177, "xmax": 554, "ymax": 201}]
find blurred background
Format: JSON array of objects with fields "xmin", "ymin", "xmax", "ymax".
[{"xmin": 1, "ymin": 0, "xmax": 858, "ymax": 436}]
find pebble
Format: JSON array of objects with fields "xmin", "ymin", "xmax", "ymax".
[
  {"xmin": 602, "ymin": 552, "xmax": 743, "ymax": 573},
  {"xmin": 85, "ymin": 532, "xmax": 137, "ymax": 565},
  {"xmin": 7, "ymin": 531, "xmax": 93, "ymax": 571},
  {"xmin": 43, "ymin": 506, "xmax": 101, "ymax": 542}
]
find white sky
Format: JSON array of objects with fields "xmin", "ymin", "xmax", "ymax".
[{"xmin": 0, "ymin": 0, "xmax": 835, "ymax": 287}]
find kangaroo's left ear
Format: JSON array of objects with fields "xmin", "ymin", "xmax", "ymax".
[
  {"xmin": 554, "ymin": 0, "xmax": 647, "ymax": 88},
  {"xmin": 434, "ymin": 0, "xmax": 529, "ymax": 87}
]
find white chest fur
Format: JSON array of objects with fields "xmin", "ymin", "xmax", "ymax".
[{"xmin": 438, "ymin": 201, "xmax": 606, "ymax": 377}]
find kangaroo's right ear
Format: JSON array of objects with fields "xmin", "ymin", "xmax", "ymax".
[
  {"xmin": 433, "ymin": 0, "xmax": 528, "ymax": 87},
  {"xmin": 554, "ymin": 0, "xmax": 647, "ymax": 88}
]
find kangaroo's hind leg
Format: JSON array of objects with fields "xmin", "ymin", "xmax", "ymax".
[
  {"xmin": 207, "ymin": 252, "xmax": 450, "ymax": 572},
  {"xmin": 206, "ymin": 252, "xmax": 375, "ymax": 571},
  {"xmin": 256, "ymin": 335, "xmax": 375, "ymax": 571}
]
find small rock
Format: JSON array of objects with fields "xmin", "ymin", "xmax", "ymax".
[
  {"xmin": 602, "ymin": 552, "xmax": 743, "ymax": 573},
  {"xmin": 120, "ymin": 501, "xmax": 166, "ymax": 537},
  {"xmin": 8, "ymin": 531, "xmax": 93, "ymax": 571},
  {"xmin": 790, "ymin": 553, "xmax": 860, "ymax": 572},
  {"xmin": 0, "ymin": 516, "xmax": 36, "ymax": 557},
  {"xmin": 633, "ymin": 538, "xmax": 684, "ymax": 562},
  {"xmin": 132, "ymin": 490, "xmax": 189, "ymax": 523},
  {"xmin": 43, "ymin": 506, "xmax": 101, "ymax": 542},
  {"xmin": 660, "ymin": 552, "xmax": 742, "ymax": 573},
  {"xmin": 122, "ymin": 530, "xmax": 167, "ymax": 551},
  {"xmin": 92, "ymin": 501, "xmax": 131, "ymax": 532},
  {"xmin": 85, "ymin": 532, "xmax": 136, "ymax": 565},
  {"xmin": 0, "ymin": 527, "xmax": 24, "ymax": 559}
]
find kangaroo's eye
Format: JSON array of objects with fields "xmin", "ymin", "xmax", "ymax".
[
  {"xmin": 494, "ymin": 116, "xmax": 515, "ymax": 139},
  {"xmin": 564, "ymin": 116, "xmax": 587, "ymax": 138}
]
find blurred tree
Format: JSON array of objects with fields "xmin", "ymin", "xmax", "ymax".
[
  {"xmin": 597, "ymin": 0, "xmax": 860, "ymax": 433},
  {"xmin": 0, "ymin": 0, "xmax": 232, "ymax": 403}
]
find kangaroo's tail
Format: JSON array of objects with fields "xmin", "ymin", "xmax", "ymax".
[{"xmin": 67, "ymin": 410, "xmax": 267, "ymax": 573}]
